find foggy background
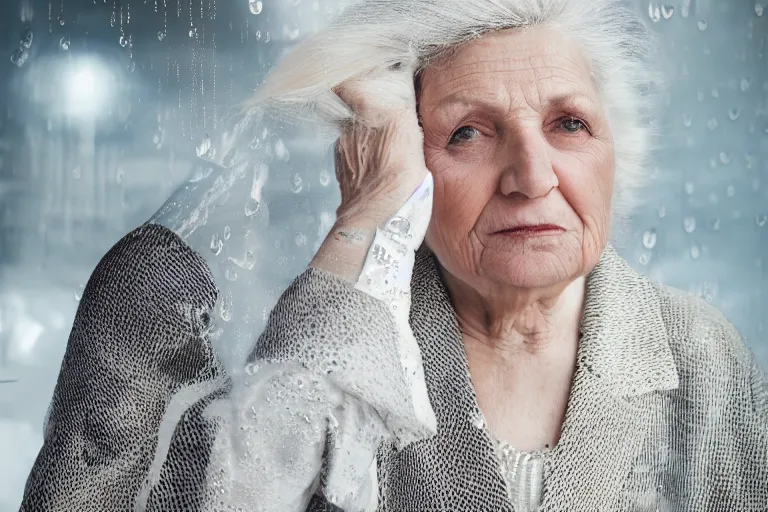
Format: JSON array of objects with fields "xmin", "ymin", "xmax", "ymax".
[{"xmin": 0, "ymin": 0, "xmax": 766, "ymax": 509}]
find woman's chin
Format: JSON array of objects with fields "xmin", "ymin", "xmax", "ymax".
[{"xmin": 481, "ymin": 251, "xmax": 582, "ymax": 290}]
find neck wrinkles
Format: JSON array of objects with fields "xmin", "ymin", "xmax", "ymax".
[{"xmin": 439, "ymin": 266, "xmax": 586, "ymax": 356}]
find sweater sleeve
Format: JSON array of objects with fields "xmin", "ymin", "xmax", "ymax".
[
  {"xmin": 16, "ymin": 224, "xmax": 381, "ymax": 512},
  {"xmin": 254, "ymin": 173, "xmax": 437, "ymax": 448},
  {"xmin": 748, "ymin": 352, "xmax": 768, "ymax": 449},
  {"xmin": 248, "ymin": 173, "xmax": 438, "ymax": 510},
  {"xmin": 19, "ymin": 223, "xmax": 227, "ymax": 512}
]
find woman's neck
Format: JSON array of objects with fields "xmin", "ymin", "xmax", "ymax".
[
  {"xmin": 440, "ymin": 269, "xmax": 586, "ymax": 451},
  {"xmin": 442, "ymin": 270, "xmax": 586, "ymax": 356}
]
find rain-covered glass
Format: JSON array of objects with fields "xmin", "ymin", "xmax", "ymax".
[{"xmin": 0, "ymin": 0, "xmax": 765, "ymax": 509}]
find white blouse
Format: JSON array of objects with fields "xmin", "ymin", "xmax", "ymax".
[{"xmin": 496, "ymin": 439, "xmax": 549, "ymax": 511}]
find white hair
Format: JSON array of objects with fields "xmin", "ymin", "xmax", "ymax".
[{"xmin": 253, "ymin": 0, "xmax": 662, "ymax": 229}]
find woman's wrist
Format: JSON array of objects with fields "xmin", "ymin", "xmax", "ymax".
[
  {"xmin": 310, "ymin": 221, "xmax": 377, "ymax": 283},
  {"xmin": 310, "ymin": 172, "xmax": 434, "ymax": 285}
]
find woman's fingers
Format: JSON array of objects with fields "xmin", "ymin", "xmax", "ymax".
[{"xmin": 333, "ymin": 63, "xmax": 418, "ymax": 126}]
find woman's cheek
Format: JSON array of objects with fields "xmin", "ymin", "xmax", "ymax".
[{"xmin": 555, "ymin": 152, "xmax": 614, "ymax": 238}]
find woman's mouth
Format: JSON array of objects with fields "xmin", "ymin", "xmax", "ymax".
[{"xmin": 492, "ymin": 224, "xmax": 565, "ymax": 236}]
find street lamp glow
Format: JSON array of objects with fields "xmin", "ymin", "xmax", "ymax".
[{"xmin": 65, "ymin": 60, "xmax": 111, "ymax": 119}]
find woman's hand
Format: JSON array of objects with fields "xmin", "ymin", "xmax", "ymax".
[
  {"xmin": 332, "ymin": 63, "xmax": 430, "ymax": 228},
  {"xmin": 311, "ymin": 63, "xmax": 431, "ymax": 281}
]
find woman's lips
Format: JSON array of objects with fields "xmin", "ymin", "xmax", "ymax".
[{"xmin": 492, "ymin": 224, "xmax": 565, "ymax": 236}]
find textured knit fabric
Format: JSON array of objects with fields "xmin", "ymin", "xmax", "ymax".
[{"xmin": 19, "ymin": 223, "xmax": 768, "ymax": 511}]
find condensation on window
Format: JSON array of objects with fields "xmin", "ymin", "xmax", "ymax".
[{"xmin": 0, "ymin": 0, "xmax": 765, "ymax": 509}]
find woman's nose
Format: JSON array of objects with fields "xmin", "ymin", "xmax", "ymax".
[{"xmin": 498, "ymin": 133, "xmax": 558, "ymax": 199}]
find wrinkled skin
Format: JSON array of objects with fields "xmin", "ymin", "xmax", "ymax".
[{"xmin": 420, "ymin": 27, "xmax": 614, "ymax": 299}]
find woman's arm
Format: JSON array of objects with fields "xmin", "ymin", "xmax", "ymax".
[
  {"xmin": 19, "ymin": 223, "xmax": 226, "ymax": 512},
  {"xmin": 19, "ymin": 61, "xmax": 435, "ymax": 512},
  {"xmin": 243, "ymin": 62, "xmax": 438, "ymax": 509}
]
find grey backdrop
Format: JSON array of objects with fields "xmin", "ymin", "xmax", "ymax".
[{"xmin": 0, "ymin": 0, "xmax": 766, "ymax": 509}]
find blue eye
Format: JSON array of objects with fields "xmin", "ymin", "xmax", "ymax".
[
  {"xmin": 449, "ymin": 126, "xmax": 479, "ymax": 144},
  {"xmin": 561, "ymin": 117, "xmax": 586, "ymax": 133}
]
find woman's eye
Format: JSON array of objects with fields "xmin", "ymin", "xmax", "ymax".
[
  {"xmin": 560, "ymin": 117, "xmax": 587, "ymax": 134},
  {"xmin": 449, "ymin": 126, "xmax": 479, "ymax": 144}
]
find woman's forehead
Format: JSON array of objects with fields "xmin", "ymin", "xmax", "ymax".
[{"xmin": 420, "ymin": 27, "xmax": 597, "ymax": 105}]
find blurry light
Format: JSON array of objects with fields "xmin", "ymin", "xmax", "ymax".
[{"xmin": 65, "ymin": 60, "xmax": 112, "ymax": 120}]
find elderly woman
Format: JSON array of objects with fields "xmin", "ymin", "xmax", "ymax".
[{"xmin": 20, "ymin": 0, "xmax": 767, "ymax": 511}]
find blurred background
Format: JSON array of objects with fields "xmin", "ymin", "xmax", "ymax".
[{"xmin": 0, "ymin": 0, "xmax": 766, "ymax": 509}]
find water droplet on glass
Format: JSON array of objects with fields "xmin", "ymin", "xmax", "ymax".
[
  {"xmin": 658, "ymin": 206, "xmax": 666, "ymax": 218},
  {"xmin": 682, "ymin": 112, "xmax": 692, "ymax": 127},
  {"xmin": 223, "ymin": 225, "xmax": 231, "ymax": 240},
  {"xmin": 249, "ymin": 0, "xmax": 263, "ymax": 14},
  {"xmin": 642, "ymin": 229, "xmax": 657, "ymax": 249},
  {"xmin": 245, "ymin": 362, "xmax": 260, "ymax": 376},
  {"xmin": 756, "ymin": 214, "xmax": 767, "ymax": 227},
  {"xmin": 661, "ymin": 4, "xmax": 674, "ymax": 18},
  {"xmin": 697, "ymin": 19, "xmax": 707, "ymax": 30},
  {"xmin": 719, "ymin": 152, "xmax": 731, "ymax": 165},
  {"xmin": 756, "ymin": 3, "xmax": 764, "ymax": 16},
  {"xmin": 684, "ymin": 181, "xmax": 694, "ymax": 195},
  {"xmin": 726, "ymin": 184, "xmax": 735, "ymax": 197},
  {"xmin": 728, "ymin": 108, "xmax": 740, "ymax": 121},
  {"xmin": 228, "ymin": 251, "xmax": 256, "ymax": 270},
  {"xmin": 74, "ymin": 284, "xmax": 85, "ymax": 302},
  {"xmin": 696, "ymin": 281, "xmax": 718, "ymax": 302},
  {"xmin": 11, "ymin": 48, "xmax": 29, "ymax": 67},
  {"xmin": 290, "ymin": 174, "xmax": 303, "ymax": 193},
  {"xmin": 21, "ymin": 27, "xmax": 33, "ymax": 49},
  {"xmin": 283, "ymin": 25, "xmax": 300, "ymax": 40},
  {"xmin": 58, "ymin": 15, "xmax": 65, "ymax": 26},
  {"xmin": 127, "ymin": 61, "xmax": 135, "ymax": 73},
  {"xmin": 741, "ymin": 77, "xmax": 751, "ymax": 92},
  {"xmin": 157, "ymin": 31, "xmax": 165, "ymax": 41},
  {"xmin": 295, "ymin": 232, "xmax": 307, "ymax": 247},
  {"xmin": 245, "ymin": 198, "xmax": 260, "ymax": 217},
  {"xmin": 690, "ymin": 244, "xmax": 700, "ymax": 259},
  {"xmin": 709, "ymin": 216, "xmax": 720, "ymax": 231},
  {"xmin": 196, "ymin": 134, "xmax": 212, "ymax": 158},
  {"xmin": 371, "ymin": 244, "xmax": 394, "ymax": 266},
  {"xmin": 639, "ymin": 251, "xmax": 651, "ymax": 266},
  {"xmin": 225, "ymin": 266, "xmax": 238, "ymax": 282},
  {"xmin": 210, "ymin": 234, "xmax": 223, "ymax": 255},
  {"xmin": 648, "ymin": 3, "xmax": 661, "ymax": 22},
  {"xmin": 683, "ymin": 216, "xmax": 697, "ymax": 233},
  {"xmin": 219, "ymin": 293, "xmax": 233, "ymax": 322},
  {"xmin": 116, "ymin": 168, "xmax": 124, "ymax": 184},
  {"xmin": 472, "ymin": 412, "xmax": 485, "ymax": 429},
  {"xmin": 59, "ymin": 36, "xmax": 70, "ymax": 50},
  {"xmin": 385, "ymin": 216, "xmax": 411, "ymax": 236},
  {"xmin": 319, "ymin": 169, "xmax": 330, "ymax": 187},
  {"xmin": 119, "ymin": 35, "xmax": 128, "ymax": 47},
  {"xmin": 274, "ymin": 138, "xmax": 289, "ymax": 161}
]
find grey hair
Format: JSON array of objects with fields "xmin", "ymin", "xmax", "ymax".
[{"xmin": 254, "ymin": 0, "xmax": 662, "ymax": 229}]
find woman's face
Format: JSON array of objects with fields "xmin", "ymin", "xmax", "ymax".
[{"xmin": 419, "ymin": 27, "xmax": 615, "ymax": 292}]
